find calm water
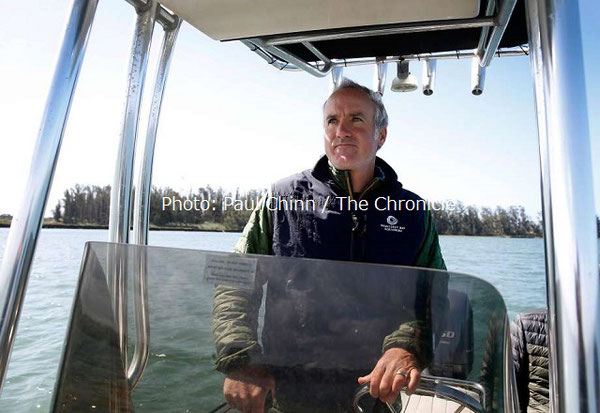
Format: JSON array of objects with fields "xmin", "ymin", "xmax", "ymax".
[{"xmin": 0, "ymin": 228, "xmax": 549, "ymax": 412}]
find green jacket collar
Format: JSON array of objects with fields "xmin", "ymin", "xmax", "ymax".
[{"xmin": 326, "ymin": 158, "xmax": 387, "ymax": 200}]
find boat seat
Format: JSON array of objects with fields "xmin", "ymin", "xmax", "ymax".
[{"xmin": 511, "ymin": 309, "xmax": 549, "ymax": 412}]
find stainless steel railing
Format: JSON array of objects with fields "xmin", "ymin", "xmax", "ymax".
[
  {"xmin": 241, "ymin": 3, "xmax": 526, "ymax": 78},
  {"xmin": 480, "ymin": 0, "xmax": 518, "ymax": 66},
  {"xmin": 248, "ymin": 38, "xmax": 333, "ymax": 77},
  {"xmin": 352, "ymin": 375, "xmax": 487, "ymax": 413},
  {"xmin": 108, "ymin": 0, "xmax": 183, "ymax": 390},
  {"xmin": 108, "ymin": 0, "xmax": 157, "ymax": 378},
  {"xmin": 0, "ymin": 0, "xmax": 175, "ymax": 397},
  {"xmin": 0, "ymin": 0, "xmax": 99, "ymax": 395},
  {"xmin": 244, "ymin": 44, "xmax": 529, "ymax": 75},
  {"xmin": 128, "ymin": 9, "xmax": 182, "ymax": 389},
  {"xmin": 526, "ymin": 0, "xmax": 600, "ymax": 411}
]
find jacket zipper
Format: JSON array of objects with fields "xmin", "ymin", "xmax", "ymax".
[{"xmin": 344, "ymin": 172, "xmax": 378, "ymax": 261}]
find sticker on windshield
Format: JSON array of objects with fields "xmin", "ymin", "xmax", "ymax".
[{"xmin": 204, "ymin": 254, "xmax": 257, "ymax": 289}]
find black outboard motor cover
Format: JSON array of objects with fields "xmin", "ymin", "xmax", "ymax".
[{"xmin": 430, "ymin": 289, "xmax": 474, "ymax": 379}]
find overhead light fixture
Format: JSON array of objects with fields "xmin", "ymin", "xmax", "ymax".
[
  {"xmin": 422, "ymin": 60, "xmax": 437, "ymax": 96},
  {"xmin": 471, "ymin": 58, "xmax": 486, "ymax": 96},
  {"xmin": 373, "ymin": 59, "xmax": 388, "ymax": 95},
  {"xmin": 330, "ymin": 67, "xmax": 343, "ymax": 92},
  {"xmin": 391, "ymin": 61, "xmax": 418, "ymax": 92}
]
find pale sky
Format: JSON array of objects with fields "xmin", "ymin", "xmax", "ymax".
[{"xmin": 1, "ymin": 0, "xmax": 599, "ymax": 219}]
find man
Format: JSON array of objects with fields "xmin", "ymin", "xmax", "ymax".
[{"xmin": 213, "ymin": 79, "xmax": 446, "ymax": 412}]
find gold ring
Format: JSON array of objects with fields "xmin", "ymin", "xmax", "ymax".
[{"xmin": 394, "ymin": 369, "xmax": 408, "ymax": 377}]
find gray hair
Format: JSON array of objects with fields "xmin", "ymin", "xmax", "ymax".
[{"xmin": 324, "ymin": 78, "xmax": 389, "ymax": 133}]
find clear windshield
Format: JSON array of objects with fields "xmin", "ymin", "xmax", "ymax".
[{"xmin": 51, "ymin": 242, "xmax": 508, "ymax": 413}]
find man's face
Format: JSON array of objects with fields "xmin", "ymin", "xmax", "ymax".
[{"xmin": 323, "ymin": 88, "xmax": 386, "ymax": 172}]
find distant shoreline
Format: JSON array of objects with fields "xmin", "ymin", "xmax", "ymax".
[
  {"xmin": 0, "ymin": 221, "xmax": 240, "ymax": 233},
  {"xmin": 0, "ymin": 220, "xmax": 548, "ymax": 238}
]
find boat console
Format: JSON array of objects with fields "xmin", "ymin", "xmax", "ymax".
[{"xmin": 52, "ymin": 242, "xmax": 509, "ymax": 412}]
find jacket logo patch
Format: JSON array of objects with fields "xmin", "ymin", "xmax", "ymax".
[{"xmin": 381, "ymin": 215, "xmax": 405, "ymax": 233}]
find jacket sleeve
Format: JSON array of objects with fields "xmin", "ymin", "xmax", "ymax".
[
  {"xmin": 381, "ymin": 210, "xmax": 447, "ymax": 369},
  {"xmin": 412, "ymin": 210, "xmax": 446, "ymax": 270},
  {"xmin": 381, "ymin": 321, "xmax": 432, "ymax": 370},
  {"xmin": 213, "ymin": 192, "xmax": 272, "ymax": 373}
]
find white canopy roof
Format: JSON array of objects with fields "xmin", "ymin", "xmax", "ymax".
[{"xmin": 158, "ymin": 0, "xmax": 481, "ymax": 41}]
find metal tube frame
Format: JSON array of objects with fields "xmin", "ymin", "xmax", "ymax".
[
  {"xmin": 245, "ymin": 45, "xmax": 527, "ymax": 74},
  {"xmin": 128, "ymin": 15, "xmax": 181, "ymax": 390},
  {"xmin": 0, "ymin": 0, "xmax": 99, "ymax": 395},
  {"xmin": 330, "ymin": 67, "xmax": 344, "ymax": 92},
  {"xmin": 343, "ymin": 47, "xmax": 527, "ymax": 65},
  {"xmin": 261, "ymin": 17, "xmax": 496, "ymax": 46},
  {"xmin": 249, "ymin": 38, "xmax": 332, "ymax": 77},
  {"xmin": 480, "ymin": 0, "xmax": 518, "ymax": 67},
  {"xmin": 108, "ymin": 0, "xmax": 156, "ymax": 369},
  {"xmin": 332, "ymin": 48, "xmax": 526, "ymax": 69},
  {"xmin": 245, "ymin": 17, "xmax": 500, "ymax": 77},
  {"xmin": 373, "ymin": 59, "xmax": 387, "ymax": 96},
  {"xmin": 125, "ymin": 0, "xmax": 179, "ymax": 30},
  {"xmin": 476, "ymin": 0, "xmax": 497, "ymax": 59},
  {"xmin": 471, "ymin": 57, "xmax": 486, "ymax": 95},
  {"xmin": 421, "ymin": 59, "xmax": 436, "ymax": 96},
  {"xmin": 353, "ymin": 375, "xmax": 487, "ymax": 413},
  {"xmin": 241, "ymin": 40, "xmax": 301, "ymax": 71},
  {"xmin": 301, "ymin": 41, "xmax": 333, "ymax": 72},
  {"xmin": 526, "ymin": 0, "xmax": 600, "ymax": 411}
]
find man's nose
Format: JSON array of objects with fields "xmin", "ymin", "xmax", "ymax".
[{"xmin": 336, "ymin": 120, "xmax": 352, "ymax": 137}]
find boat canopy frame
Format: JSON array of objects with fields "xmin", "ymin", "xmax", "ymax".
[
  {"xmin": 0, "ymin": 0, "xmax": 598, "ymax": 411},
  {"xmin": 237, "ymin": 0, "xmax": 522, "ymax": 77}
]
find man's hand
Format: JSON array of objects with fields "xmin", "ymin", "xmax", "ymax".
[
  {"xmin": 223, "ymin": 365, "xmax": 275, "ymax": 413},
  {"xmin": 357, "ymin": 348, "xmax": 420, "ymax": 404}
]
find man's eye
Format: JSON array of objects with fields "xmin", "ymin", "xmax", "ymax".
[
  {"xmin": 327, "ymin": 118, "xmax": 337, "ymax": 125},
  {"xmin": 352, "ymin": 117, "xmax": 363, "ymax": 122}
]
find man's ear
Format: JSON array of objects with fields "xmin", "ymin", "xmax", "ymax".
[{"xmin": 377, "ymin": 127, "xmax": 387, "ymax": 149}]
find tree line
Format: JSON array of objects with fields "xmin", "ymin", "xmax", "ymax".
[
  {"xmin": 430, "ymin": 203, "xmax": 543, "ymax": 237},
  {"xmin": 51, "ymin": 184, "xmax": 261, "ymax": 231},
  {"xmin": 44, "ymin": 184, "xmax": 600, "ymax": 237}
]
